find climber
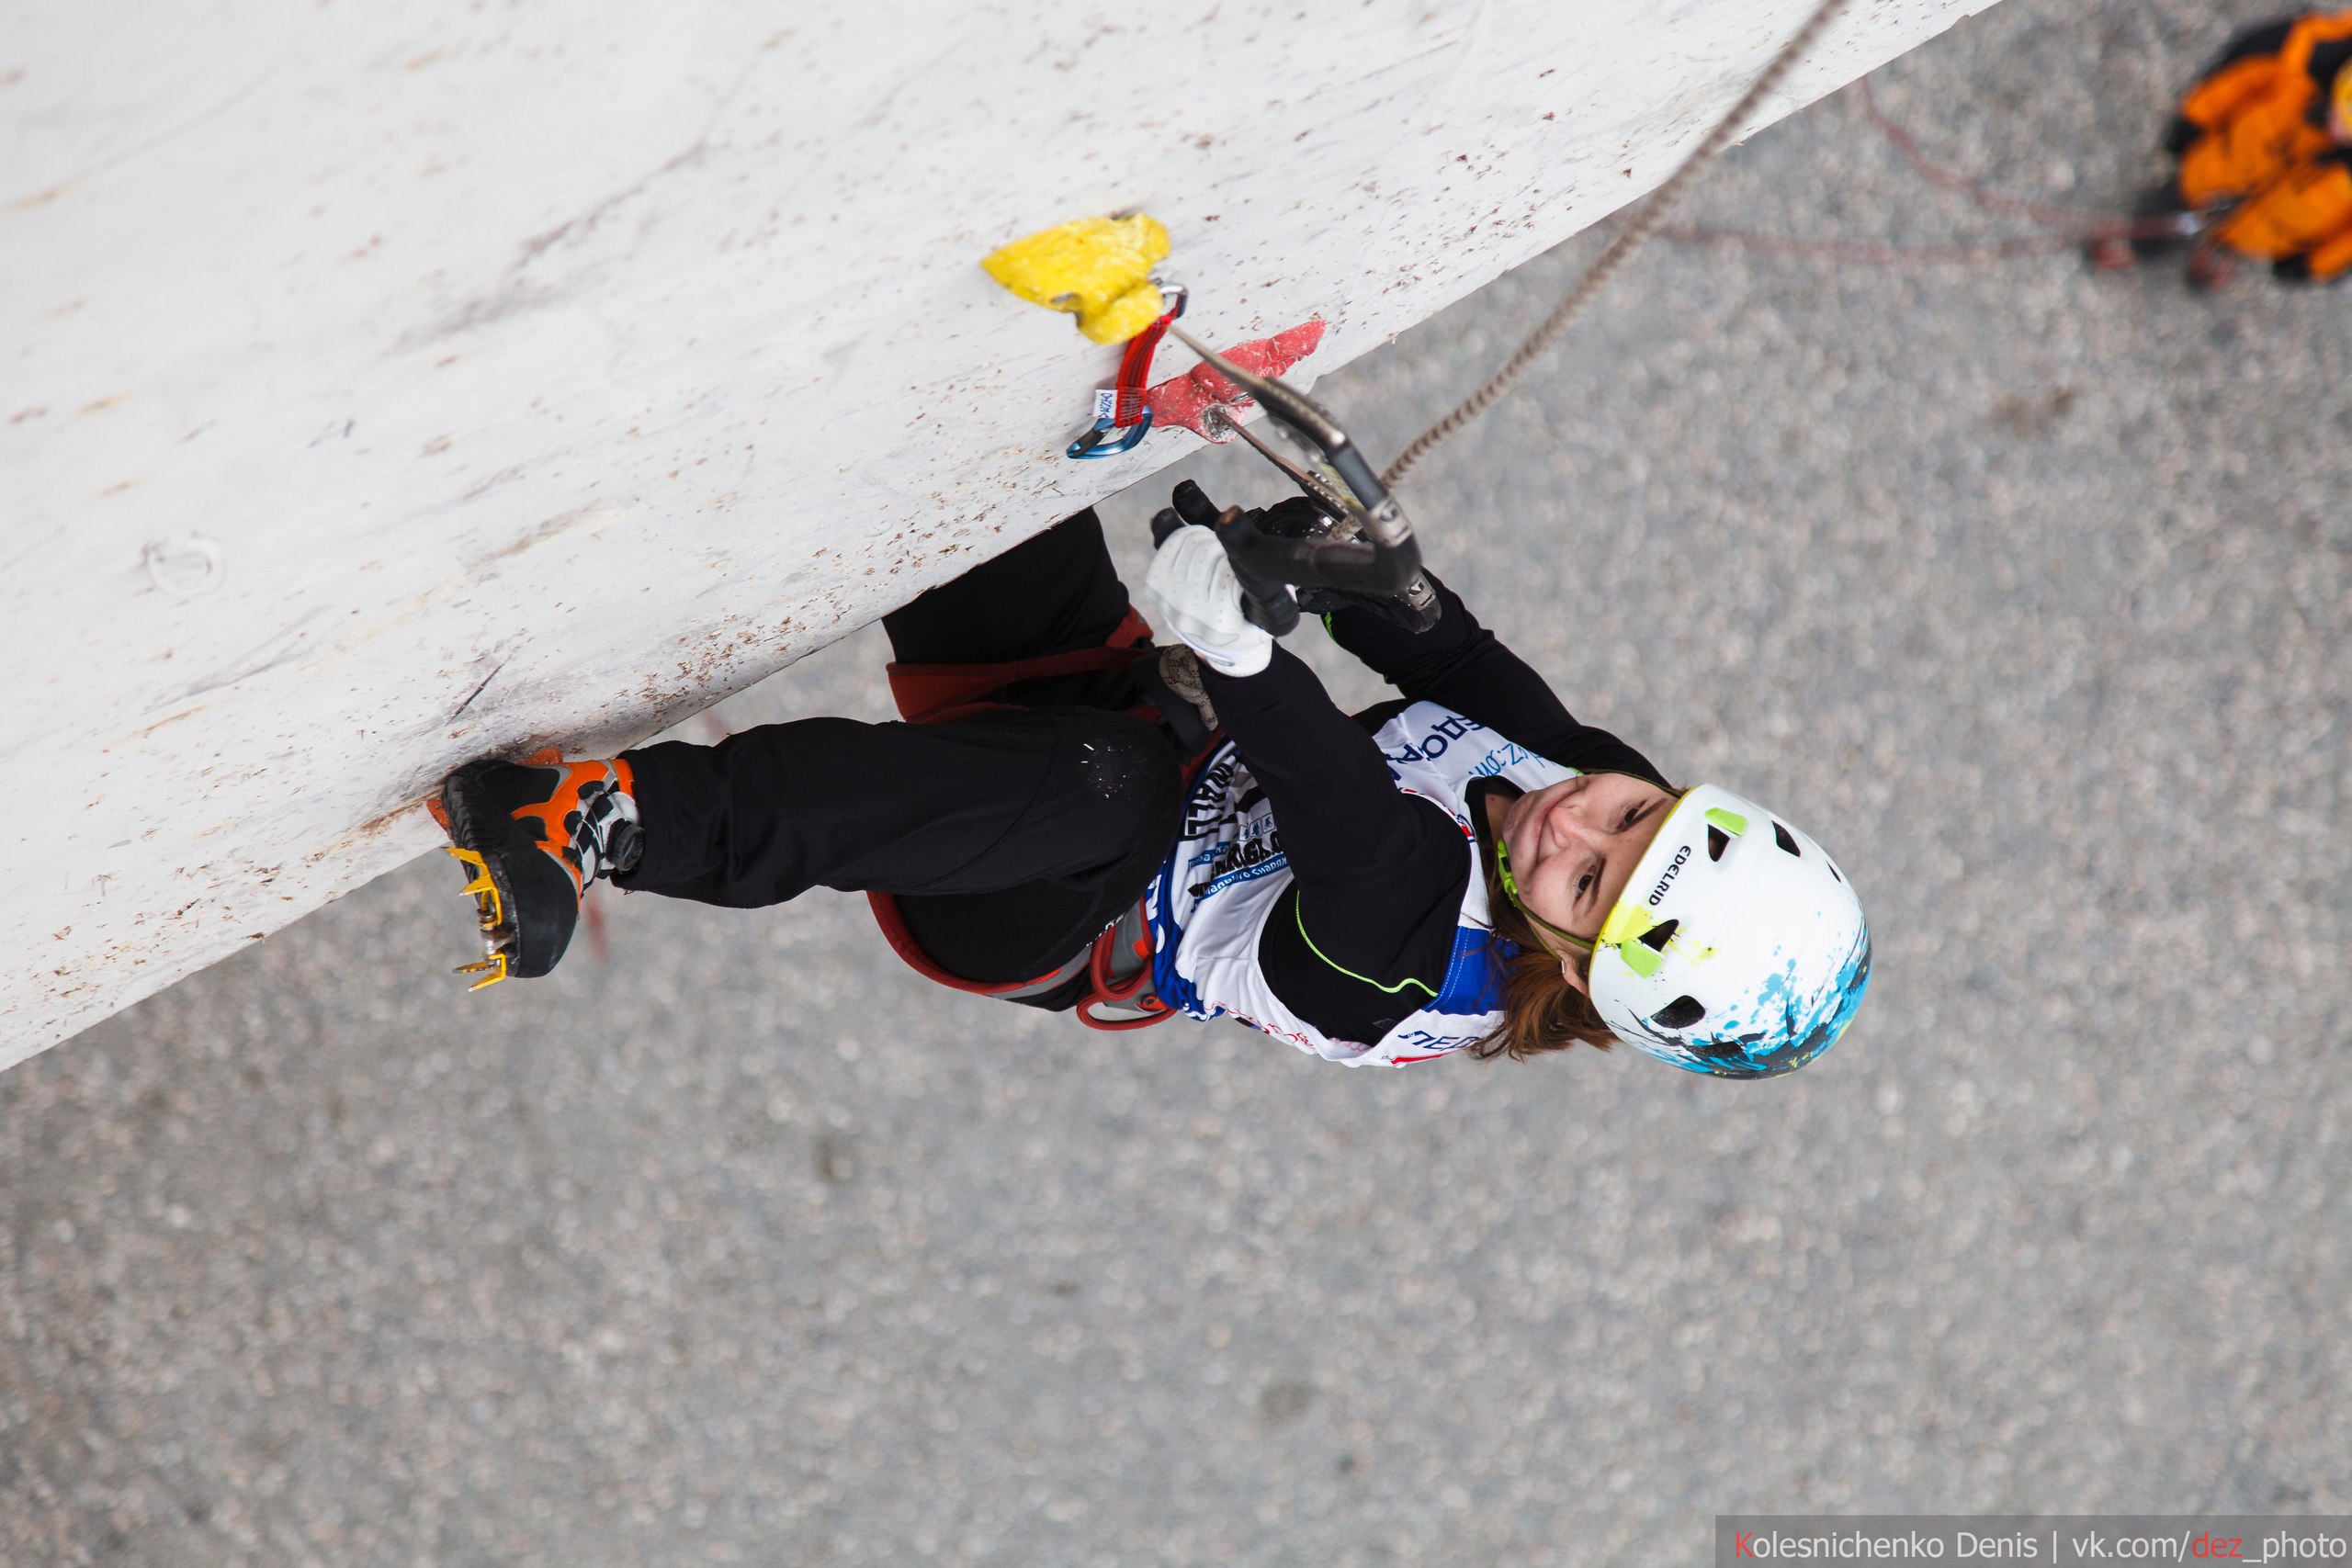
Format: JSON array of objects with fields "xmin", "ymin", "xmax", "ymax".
[
  {"xmin": 2097, "ymin": 9, "xmax": 2352, "ymax": 286},
  {"xmin": 435, "ymin": 488, "xmax": 1871, "ymax": 1079}
]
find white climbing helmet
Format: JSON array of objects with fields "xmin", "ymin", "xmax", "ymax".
[{"xmin": 1587, "ymin": 784, "xmax": 1871, "ymax": 1079}]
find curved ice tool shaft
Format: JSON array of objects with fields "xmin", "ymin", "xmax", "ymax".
[{"xmin": 1164, "ymin": 325, "xmax": 1433, "ymax": 635}]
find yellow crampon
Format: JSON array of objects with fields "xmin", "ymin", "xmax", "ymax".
[
  {"xmin": 445, "ymin": 845, "xmax": 512, "ymax": 991},
  {"xmin": 457, "ymin": 953, "xmax": 510, "ymax": 990}
]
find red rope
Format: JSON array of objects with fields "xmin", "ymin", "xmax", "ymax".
[
  {"xmin": 1854, "ymin": 77, "xmax": 2128, "ymax": 232},
  {"xmin": 1662, "ymin": 222, "xmax": 2071, "ymax": 266},
  {"xmin": 1657, "ymin": 80, "xmax": 2217, "ymax": 268}
]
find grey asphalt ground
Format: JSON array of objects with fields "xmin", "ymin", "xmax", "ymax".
[{"xmin": 7, "ymin": 1, "xmax": 2351, "ymax": 1562}]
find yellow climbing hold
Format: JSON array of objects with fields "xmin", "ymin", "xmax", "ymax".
[{"xmin": 981, "ymin": 214, "xmax": 1170, "ymax": 344}]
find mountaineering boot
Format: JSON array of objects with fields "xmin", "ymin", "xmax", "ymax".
[{"xmin": 435, "ymin": 751, "xmax": 642, "ymax": 987}]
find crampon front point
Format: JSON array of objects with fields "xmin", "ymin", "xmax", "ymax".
[{"xmin": 444, "ymin": 844, "xmax": 514, "ymax": 990}]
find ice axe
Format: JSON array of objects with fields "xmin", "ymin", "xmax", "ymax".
[{"xmin": 1148, "ymin": 326, "xmax": 1437, "ymax": 637}]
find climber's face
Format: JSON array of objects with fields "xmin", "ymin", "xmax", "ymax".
[{"xmin": 1498, "ymin": 773, "xmax": 1677, "ymax": 956}]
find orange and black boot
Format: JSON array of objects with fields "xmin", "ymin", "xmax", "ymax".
[{"xmin": 433, "ymin": 750, "xmax": 642, "ymax": 987}]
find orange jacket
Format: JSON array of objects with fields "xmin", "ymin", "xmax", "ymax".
[
  {"xmin": 2172, "ymin": 11, "xmax": 2352, "ymax": 276},
  {"xmin": 2175, "ymin": 12, "xmax": 2352, "ymax": 205},
  {"xmin": 2211, "ymin": 152, "xmax": 2352, "ymax": 277}
]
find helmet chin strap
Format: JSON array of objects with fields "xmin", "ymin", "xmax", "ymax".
[{"xmin": 1492, "ymin": 837, "xmax": 1596, "ymax": 958}]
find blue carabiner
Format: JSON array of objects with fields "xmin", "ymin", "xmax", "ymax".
[
  {"xmin": 1066, "ymin": 406, "xmax": 1155, "ymax": 459},
  {"xmin": 1062, "ymin": 283, "xmax": 1184, "ymax": 460}
]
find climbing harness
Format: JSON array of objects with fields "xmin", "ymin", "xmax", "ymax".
[
  {"xmin": 868, "ymin": 883, "xmax": 1174, "ymax": 1031},
  {"xmin": 1067, "ymin": 286, "xmax": 1187, "ymax": 458},
  {"xmin": 862, "ymin": 604, "xmax": 1222, "ymax": 1032}
]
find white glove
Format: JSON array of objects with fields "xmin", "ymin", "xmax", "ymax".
[{"xmin": 1142, "ymin": 525, "xmax": 1273, "ymax": 678}]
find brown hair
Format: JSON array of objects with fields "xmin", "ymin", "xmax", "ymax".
[{"xmin": 1470, "ymin": 852, "xmax": 1619, "ymax": 1063}]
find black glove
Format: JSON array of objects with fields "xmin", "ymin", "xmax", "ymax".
[{"xmin": 1249, "ymin": 495, "xmax": 1331, "ymax": 538}]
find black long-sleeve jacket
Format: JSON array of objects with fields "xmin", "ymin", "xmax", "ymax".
[{"xmin": 1198, "ymin": 575, "xmax": 1664, "ymax": 1044}]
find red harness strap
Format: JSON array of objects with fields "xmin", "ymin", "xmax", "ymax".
[
  {"xmin": 865, "ymin": 603, "xmax": 1195, "ymax": 1029},
  {"xmin": 879, "ymin": 604, "xmax": 1156, "ymax": 725},
  {"xmin": 1077, "ymin": 902, "xmax": 1164, "ymax": 1032},
  {"xmin": 865, "ymin": 885, "xmax": 1096, "ymax": 999}
]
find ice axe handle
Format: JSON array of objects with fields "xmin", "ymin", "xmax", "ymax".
[
  {"xmin": 1148, "ymin": 502, "xmax": 1302, "ymax": 637},
  {"xmin": 1217, "ymin": 508, "xmax": 1303, "ymax": 637}
]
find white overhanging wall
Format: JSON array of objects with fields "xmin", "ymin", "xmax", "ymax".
[{"xmin": 3, "ymin": 0, "xmax": 1995, "ymax": 1063}]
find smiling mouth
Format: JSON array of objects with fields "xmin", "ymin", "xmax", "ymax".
[
  {"xmin": 1506, "ymin": 782, "xmax": 1575, "ymax": 867},
  {"xmin": 1501, "ymin": 788, "xmax": 1542, "ymax": 847}
]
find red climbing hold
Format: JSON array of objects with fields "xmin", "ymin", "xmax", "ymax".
[{"xmin": 1145, "ymin": 319, "xmax": 1328, "ymax": 440}]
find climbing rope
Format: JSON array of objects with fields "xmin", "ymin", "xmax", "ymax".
[{"xmin": 1381, "ymin": 0, "xmax": 1854, "ymax": 491}]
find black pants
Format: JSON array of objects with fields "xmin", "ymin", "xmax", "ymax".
[{"xmin": 618, "ymin": 511, "xmax": 1186, "ymax": 988}]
